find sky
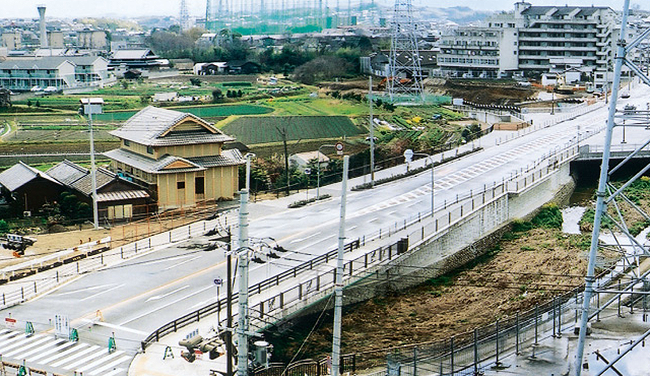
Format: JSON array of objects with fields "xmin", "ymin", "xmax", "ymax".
[{"xmin": 0, "ymin": 0, "xmax": 640, "ymax": 19}]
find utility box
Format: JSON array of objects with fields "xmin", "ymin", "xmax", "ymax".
[
  {"xmin": 397, "ymin": 238, "xmax": 409, "ymax": 254},
  {"xmin": 253, "ymin": 340, "xmax": 272, "ymax": 368}
]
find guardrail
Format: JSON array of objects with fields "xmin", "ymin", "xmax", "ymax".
[
  {"xmin": 140, "ymin": 141, "xmax": 581, "ymax": 351},
  {"xmin": 0, "ymin": 217, "xmax": 234, "ymax": 310}
]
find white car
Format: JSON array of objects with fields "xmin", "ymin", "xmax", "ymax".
[
  {"xmin": 44, "ymin": 86, "xmax": 58, "ymax": 93},
  {"xmin": 30, "ymin": 86, "xmax": 43, "ymax": 92}
]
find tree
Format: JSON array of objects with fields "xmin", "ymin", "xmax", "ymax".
[
  {"xmin": 121, "ymin": 80, "xmax": 129, "ymax": 89},
  {"xmin": 0, "ymin": 219, "xmax": 8, "ymax": 234},
  {"xmin": 292, "ymin": 56, "xmax": 351, "ymax": 85},
  {"xmin": 212, "ymin": 88, "xmax": 224, "ymax": 102},
  {"xmin": 190, "ymin": 78, "xmax": 202, "ymax": 86}
]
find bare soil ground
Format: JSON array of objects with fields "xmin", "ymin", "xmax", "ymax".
[{"xmin": 270, "ymin": 227, "xmax": 618, "ymax": 365}]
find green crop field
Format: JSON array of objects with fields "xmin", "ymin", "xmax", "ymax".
[
  {"xmin": 221, "ymin": 115, "xmax": 365, "ymax": 145},
  {"xmin": 90, "ymin": 104, "xmax": 273, "ymax": 122}
]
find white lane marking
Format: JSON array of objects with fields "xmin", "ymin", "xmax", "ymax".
[
  {"xmin": 78, "ymin": 350, "xmax": 125, "ymax": 372},
  {"xmin": 84, "ymin": 320, "xmax": 148, "ymax": 336},
  {"xmin": 347, "ymin": 225, "xmax": 358, "ymax": 231},
  {"xmin": 89, "ymin": 356, "xmax": 130, "ymax": 375},
  {"xmin": 28, "ymin": 340, "xmax": 78, "ymax": 363},
  {"xmin": 146, "ymin": 285, "xmax": 190, "ymax": 302},
  {"xmin": 64, "ymin": 348, "xmax": 115, "ymax": 370},
  {"xmin": 290, "ymin": 232, "xmax": 322, "ymax": 244},
  {"xmin": 56, "ymin": 284, "xmax": 109, "ymax": 296},
  {"xmin": 119, "ymin": 284, "xmax": 212, "ymax": 326},
  {"xmin": 40, "ymin": 343, "xmax": 89, "ymax": 364},
  {"xmin": 368, "ymin": 217, "xmax": 379, "ymax": 223},
  {"xmin": 82, "ymin": 283, "xmax": 126, "ymax": 301},
  {"xmin": 163, "ymin": 255, "xmax": 201, "ymax": 270},
  {"xmin": 4, "ymin": 336, "xmax": 52, "ymax": 358},
  {"xmin": 98, "ymin": 367, "xmax": 126, "ymax": 376},
  {"xmin": 50, "ymin": 345, "xmax": 100, "ymax": 367},
  {"xmin": 0, "ymin": 334, "xmax": 44, "ymax": 353}
]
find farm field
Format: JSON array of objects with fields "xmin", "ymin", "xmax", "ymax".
[
  {"xmin": 221, "ymin": 115, "xmax": 365, "ymax": 145},
  {"xmin": 264, "ymin": 96, "xmax": 368, "ymax": 116},
  {"xmin": 90, "ymin": 103, "xmax": 274, "ymax": 122}
]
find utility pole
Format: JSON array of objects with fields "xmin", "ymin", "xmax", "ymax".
[
  {"xmin": 369, "ymin": 76, "xmax": 375, "ymax": 185},
  {"xmin": 237, "ymin": 153, "xmax": 254, "ymax": 376},
  {"xmin": 276, "ymin": 126, "xmax": 290, "ymax": 195},
  {"xmin": 80, "ymin": 98, "xmax": 103, "ymax": 230},
  {"xmin": 332, "ymin": 155, "xmax": 349, "ymax": 376}
]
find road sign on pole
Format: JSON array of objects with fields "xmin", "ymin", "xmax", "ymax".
[{"xmin": 335, "ymin": 142, "xmax": 344, "ymax": 155}]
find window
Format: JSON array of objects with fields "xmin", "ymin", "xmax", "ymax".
[
  {"xmin": 124, "ymin": 139, "xmax": 130, "ymax": 147},
  {"xmin": 147, "ymin": 145, "xmax": 154, "ymax": 154},
  {"xmin": 177, "ymin": 181, "xmax": 185, "ymax": 189}
]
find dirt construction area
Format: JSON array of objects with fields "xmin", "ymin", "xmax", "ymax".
[{"xmin": 269, "ymin": 223, "xmax": 618, "ymax": 366}]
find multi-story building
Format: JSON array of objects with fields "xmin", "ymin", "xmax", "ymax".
[
  {"xmin": 105, "ymin": 106, "xmax": 245, "ymax": 210},
  {"xmin": 77, "ymin": 29, "xmax": 107, "ymax": 50},
  {"xmin": 0, "ymin": 56, "xmax": 112, "ymax": 91},
  {"xmin": 438, "ymin": 2, "xmax": 618, "ymax": 82}
]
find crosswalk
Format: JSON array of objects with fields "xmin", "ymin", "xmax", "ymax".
[{"xmin": 0, "ymin": 329, "xmax": 130, "ymax": 376}]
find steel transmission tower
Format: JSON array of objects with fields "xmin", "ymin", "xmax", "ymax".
[
  {"xmin": 575, "ymin": 0, "xmax": 650, "ymax": 374},
  {"xmin": 386, "ymin": 0, "xmax": 423, "ymax": 101}
]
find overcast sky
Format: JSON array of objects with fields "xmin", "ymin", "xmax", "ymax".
[{"xmin": 1, "ymin": 0, "xmax": 640, "ymax": 19}]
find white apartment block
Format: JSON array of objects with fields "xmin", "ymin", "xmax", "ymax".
[{"xmin": 438, "ymin": 2, "xmax": 618, "ymax": 83}]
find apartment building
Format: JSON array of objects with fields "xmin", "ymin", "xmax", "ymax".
[
  {"xmin": 438, "ymin": 2, "xmax": 618, "ymax": 81},
  {"xmin": 0, "ymin": 56, "xmax": 111, "ymax": 91}
]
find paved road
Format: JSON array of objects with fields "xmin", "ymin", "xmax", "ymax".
[{"xmin": 3, "ymin": 84, "xmax": 645, "ymax": 375}]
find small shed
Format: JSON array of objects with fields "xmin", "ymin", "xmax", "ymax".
[{"xmin": 290, "ymin": 151, "xmax": 330, "ymax": 172}]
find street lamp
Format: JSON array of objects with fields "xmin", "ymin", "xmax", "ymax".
[
  {"xmin": 316, "ymin": 144, "xmax": 335, "ymax": 199},
  {"xmin": 80, "ymin": 98, "xmax": 104, "ymax": 230},
  {"xmin": 404, "ymin": 149, "xmax": 435, "ymax": 216}
]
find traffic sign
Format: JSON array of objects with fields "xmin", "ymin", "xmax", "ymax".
[
  {"xmin": 403, "ymin": 149, "xmax": 414, "ymax": 163},
  {"xmin": 214, "ymin": 277, "xmax": 223, "ymax": 286},
  {"xmin": 304, "ymin": 168, "xmax": 311, "ymax": 175},
  {"xmin": 335, "ymin": 142, "xmax": 344, "ymax": 155}
]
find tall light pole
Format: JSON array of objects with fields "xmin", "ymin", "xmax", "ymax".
[
  {"xmin": 331, "ymin": 155, "xmax": 349, "ymax": 376},
  {"xmin": 80, "ymin": 98, "xmax": 104, "ymax": 230},
  {"xmin": 237, "ymin": 152, "xmax": 255, "ymax": 376}
]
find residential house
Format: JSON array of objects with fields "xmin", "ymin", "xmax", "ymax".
[
  {"xmin": 46, "ymin": 160, "xmax": 151, "ymax": 221},
  {"xmin": 0, "ymin": 161, "xmax": 64, "ymax": 214},
  {"xmin": 104, "ymin": 106, "xmax": 245, "ymax": 210},
  {"xmin": 289, "ymin": 151, "xmax": 329, "ymax": 172}
]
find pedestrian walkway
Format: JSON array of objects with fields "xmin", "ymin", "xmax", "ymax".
[{"xmin": 0, "ymin": 328, "xmax": 130, "ymax": 376}]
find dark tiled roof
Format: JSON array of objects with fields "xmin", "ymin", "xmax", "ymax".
[
  {"xmin": 70, "ymin": 168, "xmax": 116, "ymax": 196},
  {"xmin": 46, "ymin": 160, "xmax": 87, "ymax": 186},
  {"xmin": 0, "ymin": 161, "xmax": 61, "ymax": 192},
  {"xmin": 104, "ymin": 149, "xmax": 206, "ymax": 174},
  {"xmin": 189, "ymin": 149, "xmax": 246, "ymax": 168}
]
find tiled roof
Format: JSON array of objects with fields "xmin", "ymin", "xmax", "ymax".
[
  {"xmin": 109, "ymin": 106, "xmax": 234, "ymax": 146},
  {"xmin": 0, "ymin": 161, "xmax": 61, "ymax": 192},
  {"xmin": 70, "ymin": 168, "xmax": 116, "ymax": 196},
  {"xmin": 104, "ymin": 149, "xmax": 206, "ymax": 174},
  {"xmin": 46, "ymin": 160, "xmax": 87, "ymax": 186},
  {"xmin": 112, "ymin": 49, "xmax": 158, "ymax": 60},
  {"xmin": 188, "ymin": 149, "xmax": 246, "ymax": 168},
  {"xmin": 47, "ymin": 160, "xmax": 136, "ymax": 197},
  {"xmin": 97, "ymin": 190, "xmax": 149, "ymax": 203}
]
